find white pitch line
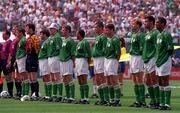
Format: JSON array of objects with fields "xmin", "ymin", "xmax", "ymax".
[{"xmin": 170, "ymin": 86, "xmax": 180, "ymax": 88}]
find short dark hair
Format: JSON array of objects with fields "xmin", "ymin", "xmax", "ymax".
[
  {"xmin": 157, "ymin": 17, "xmax": 167, "ymax": 26},
  {"xmin": 26, "ymin": 23, "xmax": 35, "ymax": 32},
  {"xmin": 65, "ymin": 25, "xmax": 71, "ymax": 33},
  {"xmin": 4, "ymin": 30, "xmax": 11, "ymax": 37},
  {"xmin": 17, "ymin": 26, "xmax": 26, "ymax": 36},
  {"xmin": 78, "ymin": 29, "xmax": 85, "ymax": 38},
  {"xmin": 96, "ymin": 21, "xmax": 104, "ymax": 29},
  {"xmin": 40, "ymin": 29, "xmax": 50, "ymax": 37},
  {"xmin": 105, "ymin": 24, "xmax": 115, "ymax": 31},
  {"xmin": 136, "ymin": 20, "xmax": 142, "ymax": 28},
  {"xmin": 145, "ymin": 15, "xmax": 155, "ymax": 25}
]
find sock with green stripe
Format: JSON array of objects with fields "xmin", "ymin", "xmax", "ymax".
[
  {"xmin": 148, "ymin": 86, "xmax": 156, "ymax": 104},
  {"xmin": 134, "ymin": 84, "xmax": 140, "ymax": 102},
  {"xmin": 159, "ymin": 86, "xmax": 165, "ymax": 106},
  {"xmin": 69, "ymin": 82, "xmax": 75, "ymax": 99},
  {"xmin": 22, "ymin": 82, "xmax": 26, "ymax": 96},
  {"xmin": 109, "ymin": 85, "xmax": 115, "ymax": 101},
  {"xmin": 139, "ymin": 84, "xmax": 145, "ymax": 103},
  {"xmin": 114, "ymin": 85, "xmax": 121, "ymax": 100},
  {"xmin": 103, "ymin": 84, "xmax": 110, "ymax": 101},
  {"xmin": 153, "ymin": 84, "xmax": 160, "ymax": 104},
  {"xmin": 164, "ymin": 86, "xmax": 171, "ymax": 106},
  {"xmin": 57, "ymin": 82, "xmax": 63, "ymax": 97},
  {"xmin": 98, "ymin": 85, "xmax": 104, "ymax": 101},
  {"xmin": 44, "ymin": 83, "xmax": 48, "ymax": 96},
  {"xmin": 84, "ymin": 84, "xmax": 89, "ymax": 99},
  {"xmin": 24, "ymin": 80, "xmax": 30, "ymax": 95},
  {"xmin": 80, "ymin": 85, "xmax": 85, "ymax": 99},
  {"xmin": 53, "ymin": 83, "xmax": 57, "ymax": 97},
  {"xmin": 46, "ymin": 82, "xmax": 52, "ymax": 97},
  {"xmin": 65, "ymin": 84, "xmax": 70, "ymax": 98}
]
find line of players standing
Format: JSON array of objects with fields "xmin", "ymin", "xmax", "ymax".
[{"xmin": 0, "ymin": 15, "xmax": 173, "ymax": 110}]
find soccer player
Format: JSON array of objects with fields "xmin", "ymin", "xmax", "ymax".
[
  {"xmin": 155, "ymin": 17, "xmax": 174, "ymax": 110},
  {"xmin": 143, "ymin": 16, "xmax": 160, "ymax": 108},
  {"xmin": 129, "ymin": 19, "xmax": 146, "ymax": 107},
  {"xmin": 104, "ymin": 24, "xmax": 121, "ymax": 107},
  {"xmin": 38, "ymin": 29, "xmax": 52, "ymax": 101},
  {"xmin": 48, "ymin": 23, "xmax": 62, "ymax": 102},
  {"xmin": 8, "ymin": 25, "xmax": 21, "ymax": 98},
  {"xmin": 59, "ymin": 25, "xmax": 76, "ymax": 103},
  {"xmin": 92, "ymin": 21, "xmax": 109, "ymax": 105},
  {"xmin": 75, "ymin": 29, "xmax": 91, "ymax": 104},
  {"xmin": 25, "ymin": 23, "xmax": 40, "ymax": 99},
  {"xmin": 16, "ymin": 27, "xmax": 28, "ymax": 98},
  {"xmin": 118, "ymin": 37, "xmax": 126, "ymax": 97},
  {"xmin": 0, "ymin": 42, "xmax": 3, "ymax": 93},
  {"xmin": 1, "ymin": 30, "xmax": 13, "ymax": 97}
]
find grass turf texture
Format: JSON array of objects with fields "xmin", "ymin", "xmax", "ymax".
[{"xmin": 0, "ymin": 80, "xmax": 180, "ymax": 113}]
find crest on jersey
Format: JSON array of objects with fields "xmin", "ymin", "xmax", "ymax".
[
  {"xmin": 50, "ymin": 40, "xmax": 53, "ymax": 44},
  {"xmin": 62, "ymin": 41, "xmax": 67, "ymax": 47},
  {"xmin": 157, "ymin": 38, "xmax": 162, "ymax": 44},
  {"xmin": 145, "ymin": 35, "xmax": 151, "ymax": 40}
]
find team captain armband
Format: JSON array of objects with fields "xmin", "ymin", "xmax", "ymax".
[{"xmin": 25, "ymin": 35, "xmax": 40, "ymax": 54}]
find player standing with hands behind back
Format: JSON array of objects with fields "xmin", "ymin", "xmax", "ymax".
[
  {"xmin": 143, "ymin": 16, "xmax": 160, "ymax": 109},
  {"xmin": 75, "ymin": 29, "xmax": 91, "ymax": 104},
  {"xmin": 104, "ymin": 24, "xmax": 121, "ymax": 107},
  {"xmin": 129, "ymin": 19, "xmax": 146, "ymax": 107},
  {"xmin": 155, "ymin": 17, "xmax": 173, "ymax": 110}
]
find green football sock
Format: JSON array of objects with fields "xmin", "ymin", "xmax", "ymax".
[
  {"xmin": 44, "ymin": 84, "xmax": 48, "ymax": 96},
  {"xmin": 84, "ymin": 84, "xmax": 89, "ymax": 99},
  {"xmin": 148, "ymin": 86, "xmax": 156, "ymax": 104},
  {"xmin": 65, "ymin": 84, "xmax": 70, "ymax": 98},
  {"xmin": 24, "ymin": 80, "xmax": 30, "ymax": 95},
  {"xmin": 53, "ymin": 83, "xmax": 57, "ymax": 97},
  {"xmin": 103, "ymin": 85, "xmax": 110, "ymax": 101},
  {"xmin": 109, "ymin": 86, "xmax": 115, "ymax": 100},
  {"xmin": 46, "ymin": 83, "xmax": 52, "ymax": 97},
  {"xmin": 22, "ymin": 82, "xmax": 25, "ymax": 96},
  {"xmin": 80, "ymin": 85, "xmax": 85, "ymax": 99},
  {"xmin": 159, "ymin": 87, "xmax": 165, "ymax": 106},
  {"xmin": 98, "ymin": 86, "xmax": 104, "ymax": 101},
  {"xmin": 153, "ymin": 85, "xmax": 160, "ymax": 103},
  {"xmin": 139, "ymin": 84, "xmax": 145, "ymax": 103},
  {"xmin": 134, "ymin": 85, "xmax": 140, "ymax": 102},
  {"xmin": 70, "ymin": 82, "xmax": 75, "ymax": 99},
  {"xmin": 57, "ymin": 83, "xmax": 63, "ymax": 96},
  {"xmin": 164, "ymin": 86, "xmax": 171, "ymax": 106},
  {"xmin": 114, "ymin": 85, "xmax": 121, "ymax": 100}
]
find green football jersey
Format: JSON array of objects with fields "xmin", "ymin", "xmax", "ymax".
[
  {"xmin": 59, "ymin": 37, "xmax": 76, "ymax": 62},
  {"xmin": 38, "ymin": 39, "xmax": 48, "ymax": 59},
  {"xmin": 142, "ymin": 29, "xmax": 159, "ymax": 63},
  {"xmin": 105, "ymin": 36, "xmax": 120, "ymax": 59},
  {"xmin": 130, "ymin": 32, "xmax": 145, "ymax": 55},
  {"xmin": 92, "ymin": 34, "xmax": 107, "ymax": 57},
  {"xmin": 48, "ymin": 33, "xmax": 62, "ymax": 57},
  {"xmin": 16, "ymin": 36, "xmax": 26, "ymax": 59},
  {"xmin": 75, "ymin": 39, "xmax": 91, "ymax": 58},
  {"xmin": 156, "ymin": 31, "xmax": 174, "ymax": 67}
]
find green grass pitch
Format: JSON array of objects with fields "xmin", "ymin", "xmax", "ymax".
[{"xmin": 0, "ymin": 80, "xmax": 180, "ymax": 113}]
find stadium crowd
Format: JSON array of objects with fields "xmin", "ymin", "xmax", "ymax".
[{"xmin": 0, "ymin": 0, "xmax": 179, "ymax": 39}]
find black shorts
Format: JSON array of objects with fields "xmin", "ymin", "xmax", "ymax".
[
  {"xmin": 118, "ymin": 62, "xmax": 126, "ymax": 73},
  {"xmin": 26, "ymin": 54, "xmax": 38, "ymax": 72},
  {"xmin": 1, "ymin": 60, "xmax": 13, "ymax": 76}
]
